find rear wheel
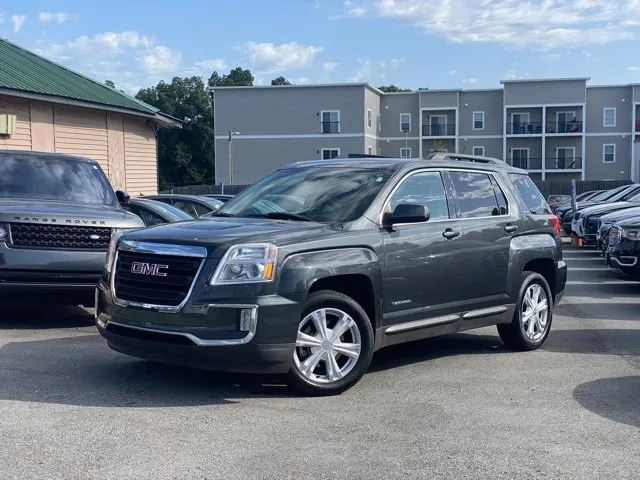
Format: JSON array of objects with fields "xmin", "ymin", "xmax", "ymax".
[
  {"xmin": 498, "ymin": 271, "xmax": 553, "ymax": 351},
  {"xmin": 287, "ymin": 290, "xmax": 374, "ymax": 396}
]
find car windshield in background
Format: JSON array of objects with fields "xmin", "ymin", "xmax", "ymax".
[
  {"xmin": 215, "ymin": 166, "xmax": 395, "ymax": 223},
  {"xmin": 141, "ymin": 200, "xmax": 193, "ymax": 221},
  {"xmin": 0, "ymin": 154, "xmax": 117, "ymax": 206}
]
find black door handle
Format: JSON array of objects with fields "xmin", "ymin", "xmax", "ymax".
[
  {"xmin": 443, "ymin": 228, "xmax": 460, "ymax": 239},
  {"xmin": 504, "ymin": 224, "xmax": 518, "ymax": 233}
]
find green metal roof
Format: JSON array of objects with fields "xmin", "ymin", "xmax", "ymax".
[{"xmin": 0, "ymin": 37, "xmax": 162, "ymax": 116}]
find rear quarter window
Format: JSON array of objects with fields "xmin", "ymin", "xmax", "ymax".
[{"xmin": 508, "ymin": 173, "xmax": 550, "ymax": 215}]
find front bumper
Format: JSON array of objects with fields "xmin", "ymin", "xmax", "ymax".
[
  {"xmin": 95, "ymin": 279, "xmax": 304, "ymax": 374},
  {"xmin": 0, "ymin": 242, "xmax": 104, "ymax": 299},
  {"xmin": 605, "ymin": 241, "xmax": 640, "ymax": 277}
]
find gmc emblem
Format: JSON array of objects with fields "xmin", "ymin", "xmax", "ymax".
[{"xmin": 130, "ymin": 262, "xmax": 169, "ymax": 277}]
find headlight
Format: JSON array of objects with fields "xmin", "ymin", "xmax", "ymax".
[
  {"xmin": 0, "ymin": 223, "xmax": 7, "ymax": 242},
  {"xmin": 621, "ymin": 228, "xmax": 640, "ymax": 241},
  {"xmin": 210, "ymin": 243, "xmax": 277, "ymax": 285},
  {"xmin": 105, "ymin": 229, "xmax": 127, "ymax": 273}
]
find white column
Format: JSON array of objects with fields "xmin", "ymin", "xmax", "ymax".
[
  {"xmin": 502, "ymin": 105, "xmax": 507, "ymax": 163},
  {"xmin": 418, "ymin": 108, "xmax": 423, "ymax": 158},
  {"xmin": 541, "ymin": 106, "xmax": 546, "ymax": 181},
  {"xmin": 454, "ymin": 107, "xmax": 459, "ymax": 152},
  {"xmin": 632, "ymin": 103, "xmax": 637, "ymax": 182},
  {"xmin": 581, "ymin": 103, "xmax": 587, "ymax": 180}
]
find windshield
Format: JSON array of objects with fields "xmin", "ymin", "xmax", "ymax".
[
  {"xmin": 600, "ymin": 185, "xmax": 634, "ymax": 202},
  {"xmin": 141, "ymin": 200, "xmax": 194, "ymax": 221},
  {"xmin": 214, "ymin": 166, "xmax": 395, "ymax": 223},
  {"xmin": 0, "ymin": 154, "xmax": 117, "ymax": 206}
]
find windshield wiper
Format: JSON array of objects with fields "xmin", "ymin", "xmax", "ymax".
[
  {"xmin": 209, "ymin": 211, "xmax": 234, "ymax": 217},
  {"xmin": 249, "ymin": 212, "xmax": 312, "ymax": 222}
]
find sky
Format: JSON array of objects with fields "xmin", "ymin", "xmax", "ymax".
[{"xmin": 1, "ymin": 0, "xmax": 639, "ymax": 95}]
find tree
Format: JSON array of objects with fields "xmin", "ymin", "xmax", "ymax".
[
  {"xmin": 136, "ymin": 76, "xmax": 214, "ymax": 190},
  {"xmin": 271, "ymin": 76, "xmax": 292, "ymax": 86},
  {"xmin": 430, "ymin": 140, "xmax": 447, "ymax": 153},
  {"xmin": 208, "ymin": 67, "xmax": 254, "ymax": 87},
  {"xmin": 378, "ymin": 84, "xmax": 412, "ymax": 93},
  {"xmin": 105, "ymin": 79, "xmax": 115, "ymax": 88}
]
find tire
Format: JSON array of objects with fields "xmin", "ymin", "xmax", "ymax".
[
  {"xmin": 287, "ymin": 290, "xmax": 374, "ymax": 396},
  {"xmin": 497, "ymin": 271, "xmax": 553, "ymax": 351}
]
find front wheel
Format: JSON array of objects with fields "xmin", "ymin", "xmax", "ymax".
[
  {"xmin": 498, "ymin": 271, "xmax": 553, "ymax": 351},
  {"xmin": 287, "ymin": 290, "xmax": 374, "ymax": 396}
]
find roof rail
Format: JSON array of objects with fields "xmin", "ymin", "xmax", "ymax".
[
  {"xmin": 426, "ymin": 152, "xmax": 502, "ymax": 165},
  {"xmin": 347, "ymin": 153, "xmax": 393, "ymax": 158}
]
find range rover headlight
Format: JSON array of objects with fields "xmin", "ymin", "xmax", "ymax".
[
  {"xmin": 0, "ymin": 223, "xmax": 7, "ymax": 241},
  {"xmin": 211, "ymin": 243, "xmax": 277, "ymax": 285},
  {"xmin": 621, "ymin": 228, "xmax": 640, "ymax": 241}
]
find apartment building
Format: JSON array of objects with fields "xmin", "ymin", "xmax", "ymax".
[{"xmin": 211, "ymin": 78, "xmax": 640, "ymax": 185}]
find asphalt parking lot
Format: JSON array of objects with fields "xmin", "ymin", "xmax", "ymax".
[{"xmin": 1, "ymin": 246, "xmax": 638, "ymax": 480}]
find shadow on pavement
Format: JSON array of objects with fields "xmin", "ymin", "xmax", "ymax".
[
  {"xmin": 573, "ymin": 376, "xmax": 640, "ymax": 429},
  {"xmin": 0, "ymin": 304, "xmax": 94, "ymax": 330},
  {"xmin": 555, "ymin": 303, "xmax": 640, "ymax": 322}
]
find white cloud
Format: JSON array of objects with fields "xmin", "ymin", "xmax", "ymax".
[
  {"xmin": 462, "ymin": 77, "xmax": 478, "ymax": 85},
  {"xmin": 33, "ymin": 30, "xmax": 228, "ymax": 95},
  {"xmin": 322, "ymin": 62, "xmax": 339, "ymax": 73},
  {"xmin": 342, "ymin": 0, "xmax": 640, "ymax": 49},
  {"xmin": 503, "ymin": 70, "xmax": 530, "ymax": 80},
  {"xmin": 194, "ymin": 59, "xmax": 228, "ymax": 72},
  {"xmin": 39, "ymin": 12, "xmax": 75, "ymax": 23},
  {"xmin": 628, "ymin": 66, "xmax": 640, "ymax": 71},
  {"xmin": 448, "ymin": 69, "xmax": 457, "ymax": 75},
  {"xmin": 349, "ymin": 57, "xmax": 405, "ymax": 82},
  {"xmin": 11, "ymin": 14, "xmax": 26, "ymax": 33},
  {"xmin": 330, "ymin": 0, "xmax": 368, "ymax": 19},
  {"xmin": 239, "ymin": 41, "xmax": 324, "ymax": 74}
]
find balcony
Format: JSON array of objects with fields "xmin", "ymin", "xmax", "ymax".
[
  {"xmin": 545, "ymin": 120, "xmax": 582, "ymax": 135},
  {"xmin": 545, "ymin": 157, "xmax": 583, "ymax": 170},
  {"xmin": 321, "ymin": 121, "xmax": 340, "ymax": 134},
  {"xmin": 506, "ymin": 122, "xmax": 543, "ymax": 135},
  {"xmin": 509, "ymin": 157, "xmax": 542, "ymax": 170},
  {"xmin": 421, "ymin": 123, "xmax": 456, "ymax": 137}
]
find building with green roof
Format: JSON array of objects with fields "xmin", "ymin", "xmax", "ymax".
[{"xmin": 0, "ymin": 38, "xmax": 180, "ymax": 195}]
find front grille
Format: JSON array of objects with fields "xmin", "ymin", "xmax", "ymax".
[
  {"xmin": 585, "ymin": 218, "xmax": 599, "ymax": 235},
  {"xmin": 114, "ymin": 251, "xmax": 202, "ymax": 306},
  {"xmin": 573, "ymin": 212, "xmax": 581, "ymax": 221},
  {"xmin": 9, "ymin": 223, "xmax": 112, "ymax": 250}
]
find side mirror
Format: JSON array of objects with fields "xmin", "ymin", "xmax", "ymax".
[
  {"xmin": 116, "ymin": 190, "xmax": 130, "ymax": 206},
  {"xmin": 383, "ymin": 203, "xmax": 430, "ymax": 226}
]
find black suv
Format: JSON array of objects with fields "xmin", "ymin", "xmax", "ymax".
[{"xmin": 95, "ymin": 153, "xmax": 567, "ymax": 395}]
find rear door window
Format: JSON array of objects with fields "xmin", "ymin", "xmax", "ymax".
[
  {"xmin": 508, "ymin": 173, "xmax": 550, "ymax": 215},
  {"xmin": 449, "ymin": 171, "xmax": 507, "ymax": 218}
]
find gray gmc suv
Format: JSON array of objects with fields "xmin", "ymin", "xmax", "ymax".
[
  {"xmin": 0, "ymin": 150, "xmax": 144, "ymax": 306},
  {"xmin": 96, "ymin": 153, "xmax": 567, "ymax": 395}
]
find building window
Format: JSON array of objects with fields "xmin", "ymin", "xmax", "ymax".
[
  {"xmin": 367, "ymin": 109, "xmax": 372, "ymax": 129},
  {"xmin": 400, "ymin": 113, "xmax": 411, "ymax": 132},
  {"xmin": 367, "ymin": 146, "xmax": 373, "ymax": 155},
  {"xmin": 555, "ymin": 147, "xmax": 576, "ymax": 169},
  {"xmin": 321, "ymin": 110, "xmax": 340, "ymax": 134},
  {"xmin": 472, "ymin": 111, "xmax": 485, "ymax": 130},
  {"xmin": 377, "ymin": 114, "xmax": 382, "ymax": 132},
  {"xmin": 603, "ymin": 144, "xmax": 616, "ymax": 163},
  {"xmin": 400, "ymin": 147, "xmax": 411, "ymax": 158},
  {"xmin": 603, "ymin": 108, "xmax": 616, "ymax": 127},
  {"xmin": 511, "ymin": 148, "xmax": 530, "ymax": 169},
  {"xmin": 472, "ymin": 146, "xmax": 485, "ymax": 156},
  {"xmin": 321, "ymin": 148, "xmax": 340, "ymax": 160}
]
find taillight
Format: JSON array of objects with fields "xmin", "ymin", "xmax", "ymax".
[{"xmin": 550, "ymin": 215, "xmax": 561, "ymax": 236}]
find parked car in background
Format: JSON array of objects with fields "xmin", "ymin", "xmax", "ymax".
[
  {"xmin": 597, "ymin": 206, "xmax": 640, "ymax": 251},
  {"xmin": 571, "ymin": 185, "xmax": 640, "ymax": 238},
  {"xmin": 95, "ymin": 152, "xmax": 566, "ymax": 395},
  {"xmin": 123, "ymin": 198, "xmax": 194, "ymax": 226},
  {"xmin": 203, "ymin": 194, "xmax": 234, "ymax": 203},
  {"xmin": 144, "ymin": 194, "xmax": 224, "ymax": 218},
  {"xmin": 0, "ymin": 150, "xmax": 144, "ymax": 306},
  {"xmin": 606, "ymin": 217, "xmax": 640, "ymax": 280},
  {"xmin": 573, "ymin": 191, "xmax": 640, "ymax": 245}
]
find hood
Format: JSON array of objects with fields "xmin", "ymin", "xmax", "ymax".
[
  {"xmin": 616, "ymin": 217, "xmax": 640, "ymax": 228},
  {"xmin": 601, "ymin": 206, "xmax": 640, "ymax": 223},
  {"xmin": 579, "ymin": 202, "xmax": 634, "ymax": 217},
  {"xmin": 117, "ymin": 216, "xmax": 345, "ymax": 255},
  {"xmin": 0, "ymin": 198, "xmax": 144, "ymax": 228}
]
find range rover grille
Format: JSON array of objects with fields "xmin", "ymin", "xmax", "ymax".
[
  {"xmin": 9, "ymin": 223, "xmax": 112, "ymax": 250},
  {"xmin": 114, "ymin": 251, "xmax": 202, "ymax": 307}
]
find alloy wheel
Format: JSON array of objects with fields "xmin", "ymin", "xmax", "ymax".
[{"xmin": 521, "ymin": 283, "xmax": 549, "ymax": 342}]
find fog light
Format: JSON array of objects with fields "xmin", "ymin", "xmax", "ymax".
[{"xmin": 239, "ymin": 308, "xmax": 255, "ymax": 332}]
